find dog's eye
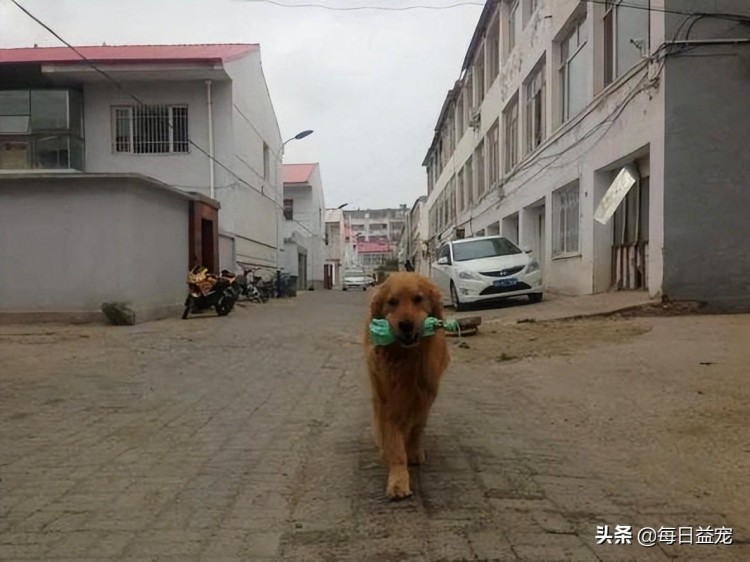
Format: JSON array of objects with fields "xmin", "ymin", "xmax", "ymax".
[
  {"xmin": 387, "ymin": 298, "xmax": 399, "ymax": 307},
  {"xmin": 412, "ymin": 295, "xmax": 423, "ymax": 304}
]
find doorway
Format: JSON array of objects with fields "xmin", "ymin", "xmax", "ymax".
[
  {"xmin": 201, "ymin": 218, "xmax": 216, "ymax": 272},
  {"xmin": 612, "ymin": 177, "xmax": 649, "ymax": 290}
]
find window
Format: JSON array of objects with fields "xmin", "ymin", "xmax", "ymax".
[
  {"xmin": 457, "ymin": 168, "xmax": 465, "ymax": 211},
  {"xmin": 503, "ymin": 95, "xmax": 519, "ymax": 173},
  {"xmin": 507, "ymin": 0, "xmax": 521, "ymax": 55},
  {"xmin": 552, "ymin": 182, "xmax": 580, "ymax": 256},
  {"xmin": 0, "ymin": 89, "xmax": 83, "ymax": 171},
  {"xmin": 527, "ymin": 0, "xmax": 538, "ymax": 19},
  {"xmin": 111, "ymin": 105, "xmax": 189, "ymax": 154},
  {"xmin": 474, "ymin": 46, "xmax": 485, "ymax": 105},
  {"xmin": 604, "ymin": 0, "xmax": 649, "ymax": 85},
  {"xmin": 463, "ymin": 72, "xmax": 473, "ymax": 132},
  {"xmin": 525, "ymin": 62, "xmax": 546, "ymax": 153},
  {"xmin": 487, "ymin": 15, "xmax": 500, "ymax": 87},
  {"xmin": 487, "ymin": 119, "xmax": 500, "ymax": 187},
  {"xmin": 263, "ymin": 143, "xmax": 271, "ymax": 180},
  {"xmin": 464, "ymin": 155, "xmax": 474, "ymax": 208},
  {"xmin": 475, "ymin": 142, "xmax": 485, "ymax": 198},
  {"xmin": 559, "ymin": 15, "xmax": 590, "ymax": 122},
  {"xmin": 455, "ymin": 93, "xmax": 464, "ymax": 138},
  {"xmin": 284, "ymin": 198, "xmax": 294, "ymax": 220},
  {"xmin": 453, "ymin": 237, "xmax": 522, "ymax": 261}
]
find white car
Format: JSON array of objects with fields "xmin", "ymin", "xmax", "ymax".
[
  {"xmin": 342, "ymin": 269, "xmax": 372, "ymax": 291},
  {"xmin": 431, "ymin": 236, "xmax": 542, "ymax": 310}
]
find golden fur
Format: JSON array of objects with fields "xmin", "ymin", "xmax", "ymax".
[{"xmin": 363, "ymin": 272, "xmax": 450, "ymax": 500}]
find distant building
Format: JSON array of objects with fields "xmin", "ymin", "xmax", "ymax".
[
  {"xmin": 343, "ymin": 207, "xmax": 406, "ymax": 268},
  {"xmin": 324, "ymin": 208, "xmax": 346, "ymax": 289},
  {"xmin": 397, "ymin": 196, "xmax": 429, "ymax": 276},
  {"xmin": 282, "ymin": 163, "xmax": 326, "ymax": 290}
]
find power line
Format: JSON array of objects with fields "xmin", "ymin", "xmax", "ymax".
[
  {"xmin": 8, "ymin": 0, "xmax": 320, "ymax": 240},
  {"xmin": 241, "ymin": 0, "xmax": 484, "ymax": 10},
  {"xmin": 584, "ymin": 0, "xmax": 750, "ymax": 23}
]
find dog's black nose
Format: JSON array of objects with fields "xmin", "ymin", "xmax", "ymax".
[{"xmin": 398, "ymin": 319, "xmax": 415, "ymax": 335}]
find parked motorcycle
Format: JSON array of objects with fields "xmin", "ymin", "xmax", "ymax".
[
  {"xmin": 238, "ymin": 269, "xmax": 270, "ymax": 303},
  {"xmin": 181, "ymin": 266, "xmax": 237, "ymax": 319}
]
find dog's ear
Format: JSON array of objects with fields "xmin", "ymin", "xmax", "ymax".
[
  {"xmin": 369, "ymin": 284, "xmax": 386, "ymax": 319},
  {"xmin": 422, "ymin": 278, "xmax": 444, "ymax": 320}
]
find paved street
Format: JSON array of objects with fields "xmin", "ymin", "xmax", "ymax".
[{"xmin": 1, "ymin": 290, "xmax": 749, "ymax": 561}]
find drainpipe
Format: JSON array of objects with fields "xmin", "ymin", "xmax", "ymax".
[{"xmin": 205, "ymin": 80, "xmax": 215, "ymax": 200}]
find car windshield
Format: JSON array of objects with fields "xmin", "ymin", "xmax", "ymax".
[
  {"xmin": 345, "ymin": 270, "xmax": 365, "ymax": 278},
  {"xmin": 452, "ymin": 238, "xmax": 522, "ymax": 262}
]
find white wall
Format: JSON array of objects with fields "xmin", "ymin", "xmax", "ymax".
[
  {"xmin": 84, "ymin": 80, "xmax": 214, "ymax": 190},
  {"xmin": 283, "ymin": 165, "xmax": 326, "ymax": 288},
  {"xmin": 0, "ymin": 175, "xmax": 190, "ymax": 321},
  {"xmin": 224, "ymin": 52, "xmax": 284, "ymax": 270}
]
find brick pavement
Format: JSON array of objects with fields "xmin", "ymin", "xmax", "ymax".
[{"xmin": 0, "ymin": 291, "xmax": 747, "ymax": 561}]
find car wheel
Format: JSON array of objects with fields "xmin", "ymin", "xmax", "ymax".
[
  {"xmin": 362, "ymin": 286, "xmax": 367, "ymax": 291},
  {"xmin": 343, "ymin": 287, "xmax": 348, "ymax": 291},
  {"xmin": 528, "ymin": 292, "xmax": 543, "ymax": 304},
  {"xmin": 450, "ymin": 282, "xmax": 466, "ymax": 312}
]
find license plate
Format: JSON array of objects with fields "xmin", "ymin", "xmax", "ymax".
[{"xmin": 493, "ymin": 278, "xmax": 516, "ymax": 287}]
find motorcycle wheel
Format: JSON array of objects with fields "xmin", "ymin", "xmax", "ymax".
[{"xmin": 215, "ymin": 296, "xmax": 232, "ymax": 317}]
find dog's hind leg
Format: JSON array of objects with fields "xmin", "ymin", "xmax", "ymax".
[{"xmin": 406, "ymin": 423, "xmax": 426, "ymax": 466}]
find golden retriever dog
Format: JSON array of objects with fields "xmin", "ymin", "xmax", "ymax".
[{"xmin": 364, "ymin": 272, "xmax": 450, "ymax": 500}]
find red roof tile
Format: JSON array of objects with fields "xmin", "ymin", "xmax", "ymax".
[
  {"xmin": 0, "ymin": 44, "xmax": 258, "ymax": 65},
  {"xmin": 283, "ymin": 163, "xmax": 317, "ymax": 184}
]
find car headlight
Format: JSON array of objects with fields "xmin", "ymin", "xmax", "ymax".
[
  {"xmin": 457, "ymin": 270, "xmax": 483, "ymax": 281},
  {"xmin": 526, "ymin": 259, "xmax": 540, "ymax": 274}
]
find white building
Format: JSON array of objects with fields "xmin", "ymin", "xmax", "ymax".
[
  {"xmin": 397, "ymin": 196, "xmax": 429, "ymax": 277},
  {"xmin": 423, "ymin": 0, "xmax": 750, "ymax": 308},
  {"xmin": 0, "ymin": 44, "xmax": 284, "ymax": 275},
  {"xmin": 282, "ymin": 163, "xmax": 327, "ymax": 290},
  {"xmin": 324, "ymin": 207, "xmax": 346, "ymax": 289}
]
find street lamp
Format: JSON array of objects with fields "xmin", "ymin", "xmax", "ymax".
[
  {"xmin": 276, "ymin": 129, "xmax": 314, "ymax": 286},
  {"xmin": 282, "ymin": 129, "xmax": 314, "ymax": 149}
]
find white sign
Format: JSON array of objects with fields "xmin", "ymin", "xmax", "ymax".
[{"xmin": 595, "ymin": 165, "xmax": 637, "ymax": 225}]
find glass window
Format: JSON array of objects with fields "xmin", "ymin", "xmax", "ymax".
[
  {"xmin": 605, "ymin": 0, "xmax": 649, "ymax": 85},
  {"xmin": 560, "ymin": 16, "xmax": 590, "ymax": 122},
  {"xmin": 452, "ymin": 237, "xmax": 522, "ymax": 262},
  {"xmin": 504, "ymin": 95, "xmax": 519, "ymax": 172},
  {"xmin": 0, "ymin": 91, "xmax": 30, "ymax": 115},
  {"xmin": 31, "ymin": 90, "xmax": 69, "ymax": 130},
  {"xmin": 525, "ymin": 62, "xmax": 546, "ymax": 152},
  {"xmin": 553, "ymin": 182, "xmax": 580, "ymax": 256}
]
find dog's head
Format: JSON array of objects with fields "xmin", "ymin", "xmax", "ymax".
[{"xmin": 369, "ymin": 272, "xmax": 444, "ymax": 347}]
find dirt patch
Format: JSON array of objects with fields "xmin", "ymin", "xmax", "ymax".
[
  {"xmin": 452, "ymin": 317, "xmax": 651, "ymax": 364},
  {"xmin": 566, "ymin": 299, "xmax": 709, "ymax": 319}
]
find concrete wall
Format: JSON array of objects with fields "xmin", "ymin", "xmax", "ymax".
[
  {"xmin": 662, "ymin": 0, "xmax": 750, "ymax": 308},
  {"xmin": 0, "ymin": 174, "xmax": 193, "ymax": 323}
]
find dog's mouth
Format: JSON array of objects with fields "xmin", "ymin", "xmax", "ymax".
[{"xmin": 395, "ymin": 332, "xmax": 420, "ymax": 348}]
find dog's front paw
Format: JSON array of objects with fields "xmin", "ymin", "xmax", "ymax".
[{"xmin": 386, "ymin": 470, "xmax": 412, "ymax": 501}]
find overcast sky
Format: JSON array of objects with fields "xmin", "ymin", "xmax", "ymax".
[{"xmin": 0, "ymin": 0, "xmax": 483, "ymax": 210}]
